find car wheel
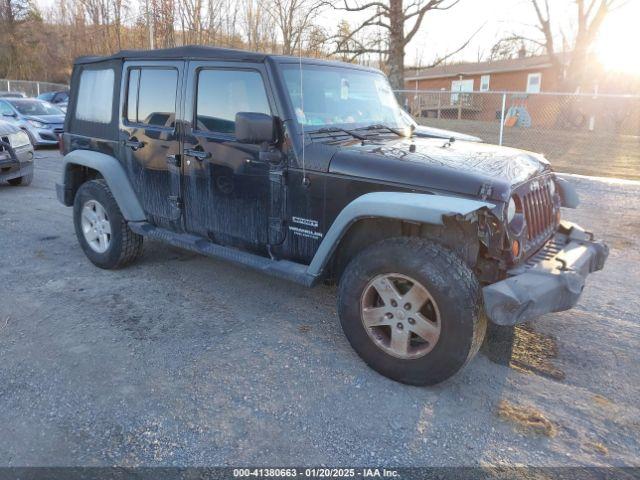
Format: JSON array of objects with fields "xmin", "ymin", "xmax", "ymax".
[
  {"xmin": 338, "ymin": 237, "xmax": 486, "ymax": 386},
  {"xmin": 7, "ymin": 171, "xmax": 33, "ymax": 186},
  {"xmin": 73, "ymin": 179, "xmax": 143, "ymax": 269}
]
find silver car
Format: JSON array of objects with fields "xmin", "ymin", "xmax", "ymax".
[
  {"xmin": 0, "ymin": 120, "xmax": 34, "ymax": 186},
  {"xmin": 0, "ymin": 98, "xmax": 65, "ymax": 147}
]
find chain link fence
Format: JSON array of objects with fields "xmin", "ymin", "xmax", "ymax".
[
  {"xmin": 396, "ymin": 89, "xmax": 640, "ymax": 181},
  {"xmin": 0, "ymin": 79, "xmax": 68, "ymax": 98}
]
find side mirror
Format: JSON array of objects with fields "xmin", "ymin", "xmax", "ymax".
[{"xmin": 235, "ymin": 112, "xmax": 276, "ymax": 144}]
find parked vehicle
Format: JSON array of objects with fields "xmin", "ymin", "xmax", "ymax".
[
  {"xmin": 399, "ymin": 109, "xmax": 483, "ymax": 142},
  {"xmin": 37, "ymin": 89, "xmax": 69, "ymax": 104},
  {"xmin": 56, "ymin": 46, "xmax": 608, "ymax": 385},
  {"xmin": 0, "ymin": 91, "xmax": 27, "ymax": 98},
  {"xmin": 0, "ymin": 98, "xmax": 65, "ymax": 146},
  {"xmin": 0, "ymin": 120, "xmax": 35, "ymax": 186},
  {"xmin": 37, "ymin": 90, "xmax": 70, "ymax": 112}
]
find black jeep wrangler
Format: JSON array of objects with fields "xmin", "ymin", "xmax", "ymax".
[{"xmin": 56, "ymin": 46, "xmax": 608, "ymax": 385}]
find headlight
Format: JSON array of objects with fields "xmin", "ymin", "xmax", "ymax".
[
  {"xmin": 27, "ymin": 120, "xmax": 45, "ymax": 128},
  {"xmin": 8, "ymin": 131, "xmax": 31, "ymax": 148},
  {"xmin": 507, "ymin": 197, "xmax": 516, "ymax": 223}
]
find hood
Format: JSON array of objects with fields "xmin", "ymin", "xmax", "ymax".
[
  {"xmin": 25, "ymin": 114, "xmax": 65, "ymax": 125},
  {"xmin": 328, "ymin": 136, "xmax": 550, "ymax": 202},
  {"xmin": 0, "ymin": 120, "xmax": 20, "ymax": 136},
  {"xmin": 413, "ymin": 124, "xmax": 482, "ymax": 143}
]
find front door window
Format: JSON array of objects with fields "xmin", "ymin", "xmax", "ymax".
[{"xmin": 195, "ymin": 69, "xmax": 271, "ymax": 135}]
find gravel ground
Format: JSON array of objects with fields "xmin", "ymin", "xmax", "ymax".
[{"xmin": 0, "ymin": 149, "xmax": 638, "ymax": 468}]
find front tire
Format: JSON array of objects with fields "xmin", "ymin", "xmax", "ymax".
[
  {"xmin": 338, "ymin": 237, "xmax": 486, "ymax": 386},
  {"xmin": 73, "ymin": 179, "xmax": 143, "ymax": 269}
]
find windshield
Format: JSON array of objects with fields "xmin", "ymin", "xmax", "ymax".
[
  {"xmin": 399, "ymin": 108, "xmax": 418, "ymax": 127},
  {"xmin": 282, "ymin": 64, "xmax": 408, "ymax": 132},
  {"xmin": 9, "ymin": 100, "xmax": 63, "ymax": 116}
]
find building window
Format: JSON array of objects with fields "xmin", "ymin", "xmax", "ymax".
[
  {"xmin": 75, "ymin": 68, "xmax": 114, "ymax": 124},
  {"xmin": 480, "ymin": 75, "xmax": 490, "ymax": 92},
  {"xmin": 527, "ymin": 72, "xmax": 542, "ymax": 93},
  {"xmin": 450, "ymin": 78, "xmax": 474, "ymax": 104}
]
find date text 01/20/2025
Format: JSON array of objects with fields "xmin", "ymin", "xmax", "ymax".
[{"xmin": 233, "ymin": 468, "xmax": 400, "ymax": 478}]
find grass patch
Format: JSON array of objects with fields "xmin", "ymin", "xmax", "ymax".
[
  {"xmin": 510, "ymin": 325, "xmax": 565, "ymax": 381},
  {"xmin": 585, "ymin": 441, "xmax": 609, "ymax": 455},
  {"xmin": 497, "ymin": 400, "xmax": 557, "ymax": 437},
  {"xmin": 419, "ymin": 118, "xmax": 640, "ymax": 181}
]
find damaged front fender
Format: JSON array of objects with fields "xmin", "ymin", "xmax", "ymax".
[{"xmin": 307, "ymin": 191, "xmax": 494, "ymax": 278}]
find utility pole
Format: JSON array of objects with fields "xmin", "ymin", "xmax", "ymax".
[{"xmin": 146, "ymin": 0, "xmax": 155, "ymax": 49}]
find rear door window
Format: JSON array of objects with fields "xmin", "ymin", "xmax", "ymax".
[
  {"xmin": 75, "ymin": 68, "xmax": 114, "ymax": 123},
  {"xmin": 126, "ymin": 68, "xmax": 178, "ymax": 128},
  {"xmin": 195, "ymin": 69, "xmax": 270, "ymax": 135}
]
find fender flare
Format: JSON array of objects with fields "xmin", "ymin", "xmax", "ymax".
[
  {"xmin": 307, "ymin": 192, "xmax": 494, "ymax": 277},
  {"xmin": 555, "ymin": 176, "xmax": 580, "ymax": 208},
  {"xmin": 61, "ymin": 150, "xmax": 146, "ymax": 221}
]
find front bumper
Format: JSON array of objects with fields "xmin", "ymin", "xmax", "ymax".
[
  {"xmin": 483, "ymin": 221, "xmax": 608, "ymax": 326},
  {"xmin": 0, "ymin": 141, "xmax": 34, "ymax": 182},
  {"xmin": 25, "ymin": 125, "xmax": 63, "ymax": 145}
]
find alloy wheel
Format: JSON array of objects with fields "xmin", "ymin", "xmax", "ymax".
[
  {"xmin": 360, "ymin": 273, "xmax": 442, "ymax": 359},
  {"xmin": 80, "ymin": 199, "xmax": 112, "ymax": 253}
]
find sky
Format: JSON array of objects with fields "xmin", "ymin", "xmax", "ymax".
[{"xmin": 35, "ymin": 0, "xmax": 640, "ymax": 73}]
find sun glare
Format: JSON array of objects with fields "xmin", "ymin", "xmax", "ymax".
[{"xmin": 595, "ymin": 3, "xmax": 640, "ymax": 75}]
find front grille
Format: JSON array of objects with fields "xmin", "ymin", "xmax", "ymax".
[
  {"xmin": 522, "ymin": 181, "xmax": 555, "ymax": 243},
  {"xmin": 0, "ymin": 137, "xmax": 10, "ymax": 162},
  {"xmin": 53, "ymin": 127, "xmax": 64, "ymax": 134}
]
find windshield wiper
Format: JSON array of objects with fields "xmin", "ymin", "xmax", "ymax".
[
  {"xmin": 313, "ymin": 127, "xmax": 368, "ymax": 141},
  {"xmin": 355, "ymin": 124, "xmax": 406, "ymax": 137}
]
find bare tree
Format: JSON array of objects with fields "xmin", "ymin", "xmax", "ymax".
[
  {"xmin": 529, "ymin": 0, "xmax": 626, "ymax": 91},
  {"xmin": 267, "ymin": 0, "xmax": 324, "ymax": 55},
  {"xmin": 242, "ymin": 0, "xmax": 277, "ymax": 51},
  {"xmin": 488, "ymin": 36, "xmax": 541, "ymax": 61},
  {"xmin": 330, "ymin": 0, "xmax": 471, "ymax": 90}
]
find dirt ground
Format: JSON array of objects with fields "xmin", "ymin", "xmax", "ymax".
[
  {"xmin": 0, "ymin": 150, "xmax": 638, "ymax": 468},
  {"xmin": 420, "ymin": 118, "xmax": 640, "ymax": 181}
]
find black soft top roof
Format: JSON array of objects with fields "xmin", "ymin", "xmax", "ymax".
[
  {"xmin": 75, "ymin": 45, "xmax": 267, "ymax": 65},
  {"xmin": 74, "ymin": 45, "xmax": 379, "ymax": 72}
]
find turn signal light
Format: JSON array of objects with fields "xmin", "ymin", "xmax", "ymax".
[{"xmin": 511, "ymin": 239, "xmax": 520, "ymax": 258}]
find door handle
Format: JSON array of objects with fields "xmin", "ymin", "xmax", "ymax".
[
  {"xmin": 184, "ymin": 148, "xmax": 211, "ymax": 161},
  {"xmin": 244, "ymin": 157, "xmax": 262, "ymax": 166},
  {"xmin": 124, "ymin": 139, "xmax": 145, "ymax": 150}
]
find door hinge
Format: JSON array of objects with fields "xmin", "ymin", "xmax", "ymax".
[
  {"xmin": 168, "ymin": 195, "xmax": 183, "ymax": 209},
  {"xmin": 167, "ymin": 154, "xmax": 181, "ymax": 168},
  {"xmin": 269, "ymin": 216, "xmax": 285, "ymax": 238},
  {"xmin": 269, "ymin": 169, "xmax": 287, "ymax": 185}
]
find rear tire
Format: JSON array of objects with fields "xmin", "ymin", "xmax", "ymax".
[
  {"xmin": 73, "ymin": 179, "xmax": 143, "ymax": 269},
  {"xmin": 8, "ymin": 171, "xmax": 33, "ymax": 186},
  {"xmin": 338, "ymin": 237, "xmax": 486, "ymax": 386}
]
